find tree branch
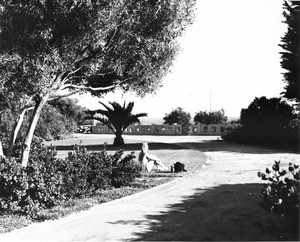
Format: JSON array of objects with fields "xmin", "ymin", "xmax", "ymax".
[
  {"xmin": 23, "ymin": 90, "xmax": 80, "ymax": 112},
  {"xmin": 61, "ymin": 66, "xmax": 84, "ymax": 85},
  {"xmin": 49, "ymin": 90, "xmax": 81, "ymax": 101},
  {"xmin": 61, "ymin": 83, "xmax": 117, "ymax": 91},
  {"xmin": 60, "ymin": 76, "xmax": 133, "ymax": 92}
]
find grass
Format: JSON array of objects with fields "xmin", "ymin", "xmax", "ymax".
[{"xmin": 0, "ymin": 136, "xmax": 206, "ymax": 234}]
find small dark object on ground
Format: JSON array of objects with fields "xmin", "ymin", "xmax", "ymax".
[{"xmin": 171, "ymin": 162, "xmax": 187, "ymax": 173}]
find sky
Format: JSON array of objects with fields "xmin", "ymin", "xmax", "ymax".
[{"xmin": 77, "ymin": 0, "xmax": 288, "ymax": 124}]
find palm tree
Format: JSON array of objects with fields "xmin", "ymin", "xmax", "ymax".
[{"xmin": 86, "ymin": 101, "xmax": 147, "ymax": 146}]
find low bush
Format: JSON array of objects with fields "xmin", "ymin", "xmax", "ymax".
[
  {"xmin": 0, "ymin": 143, "xmax": 142, "ymax": 218},
  {"xmin": 258, "ymin": 160, "xmax": 299, "ymax": 230},
  {"xmin": 110, "ymin": 150, "xmax": 142, "ymax": 188},
  {"xmin": 60, "ymin": 146, "xmax": 141, "ymax": 197},
  {"xmin": 0, "ymin": 145, "xmax": 64, "ymax": 219},
  {"xmin": 222, "ymin": 124, "xmax": 298, "ymax": 147},
  {"xmin": 60, "ymin": 146, "xmax": 113, "ymax": 198}
]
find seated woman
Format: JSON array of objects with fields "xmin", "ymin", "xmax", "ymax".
[{"xmin": 138, "ymin": 143, "xmax": 168, "ymax": 172}]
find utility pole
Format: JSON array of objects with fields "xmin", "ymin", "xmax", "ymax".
[{"xmin": 210, "ymin": 90, "xmax": 212, "ymax": 112}]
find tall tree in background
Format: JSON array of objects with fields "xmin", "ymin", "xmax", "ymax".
[
  {"xmin": 194, "ymin": 109, "xmax": 228, "ymax": 125},
  {"xmin": 280, "ymin": 1, "xmax": 300, "ymax": 105},
  {"xmin": 0, "ymin": 0, "xmax": 196, "ymax": 166},
  {"xmin": 163, "ymin": 107, "xmax": 191, "ymax": 135},
  {"xmin": 86, "ymin": 101, "xmax": 147, "ymax": 146}
]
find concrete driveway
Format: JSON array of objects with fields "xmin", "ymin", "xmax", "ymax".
[{"xmin": 1, "ymin": 135, "xmax": 299, "ymax": 241}]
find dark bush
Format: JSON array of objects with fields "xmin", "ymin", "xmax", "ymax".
[
  {"xmin": 258, "ymin": 160, "xmax": 299, "ymax": 231},
  {"xmin": 111, "ymin": 150, "xmax": 142, "ymax": 188},
  {"xmin": 222, "ymin": 97, "xmax": 298, "ymax": 148},
  {"xmin": 0, "ymin": 145, "xmax": 64, "ymax": 218},
  {"xmin": 60, "ymin": 146, "xmax": 142, "ymax": 197},
  {"xmin": 0, "ymin": 142, "xmax": 142, "ymax": 218},
  {"xmin": 60, "ymin": 146, "xmax": 113, "ymax": 198},
  {"xmin": 35, "ymin": 104, "xmax": 77, "ymax": 140}
]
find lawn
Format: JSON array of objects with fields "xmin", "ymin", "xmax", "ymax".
[{"xmin": 0, "ymin": 134, "xmax": 206, "ymax": 234}]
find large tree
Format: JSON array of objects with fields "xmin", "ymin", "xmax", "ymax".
[
  {"xmin": 163, "ymin": 107, "xmax": 191, "ymax": 135},
  {"xmin": 86, "ymin": 101, "xmax": 147, "ymax": 146},
  {"xmin": 240, "ymin": 96, "xmax": 295, "ymax": 130},
  {"xmin": 194, "ymin": 109, "xmax": 228, "ymax": 125},
  {"xmin": 280, "ymin": 1, "xmax": 300, "ymax": 104},
  {"xmin": 0, "ymin": 0, "xmax": 196, "ymax": 166},
  {"xmin": 222, "ymin": 96, "xmax": 297, "ymax": 146}
]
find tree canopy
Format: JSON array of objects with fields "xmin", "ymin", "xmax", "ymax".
[
  {"xmin": 194, "ymin": 109, "xmax": 228, "ymax": 125},
  {"xmin": 0, "ymin": 0, "xmax": 196, "ymax": 166},
  {"xmin": 0, "ymin": 0, "xmax": 196, "ymax": 96},
  {"xmin": 280, "ymin": 1, "xmax": 300, "ymax": 104},
  {"xmin": 222, "ymin": 96, "xmax": 298, "ymax": 147},
  {"xmin": 163, "ymin": 107, "xmax": 191, "ymax": 135},
  {"xmin": 240, "ymin": 96, "xmax": 296, "ymax": 131}
]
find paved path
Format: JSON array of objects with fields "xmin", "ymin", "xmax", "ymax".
[{"xmin": 1, "ymin": 136, "xmax": 299, "ymax": 241}]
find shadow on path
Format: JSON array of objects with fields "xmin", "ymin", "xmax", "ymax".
[
  {"xmin": 175, "ymin": 140, "xmax": 299, "ymax": 154},
  {"xmin": 52, "ymin": 142, "xmax": 190, "ymax": 152},
  {"xmin": 47, "ymin": 139, "xmax": 297, "ymax": 155},
  {"xmin": 112, "ymin": 183, "xmax": 299, "ymax": 241}
]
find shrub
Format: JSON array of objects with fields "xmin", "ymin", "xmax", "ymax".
[
  {"xmin": 0, "ymin": 145, "xmax": 64, "ymax": 218},
  {"xmin": 0, "ymin": 142, "xmax": 142, "ymax": 218},
  {"xmin": 258, "ymin": 160, "xmax": 299, "ymax": 229},
  {"xmin": 60, "ymin": 146, "xmax": 142, "ymax": 197},
  {"xmin": 222, "ymin": 97, "xmax": 298, "ymax": 148},
  {"xmin": 60, "ymin": 146, "xmax": 113, "ymax": 198},
  {"xmin": 111, "ymin": 150, "xmax": 142, "ymax": 188}
]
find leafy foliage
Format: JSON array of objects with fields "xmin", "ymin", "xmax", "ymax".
[
  {"xmin": 35, "ymin": 103, "xmax": 77, "ymax": 141},
  {"xmin": 0, "ymin": 110, "xmax": 15, "ymax": 148},
  {"xmin": 222, "ymin": 97, "xmax": 298, "ymax": 147},
  {"xmin": 0, "ymin": 0, "xmax": 196, "ymax": 98},
  {"xmin": 194, "ymin": 109, "xmax": 228, "ymax": 125},
  {"xmin": 0, "ymin": 142, "xmax": 142, "ymax": 218},
  {"xmin": 0, "ymin": 0, "xmax": 196, "ymax": 166},
  {"xmin": 0, "ymin": 98, "xmax": 84, "ymax": 148},
  {"xmin": 49, "ymin": 98, "xmax": 87, "ymax": 126},
  {"xmin": 163, "ymin": 107, "xmax": 191, "ymax": 135},
  {"xmin": 60, "ymin": 146, "xmax": 113, "ymax": 198},
  {"xmin": 258, "ymin": 160, "xmax": 299, "ymax": 230},
  {"xmin": 111, "ymin": 150, "xmax": 142, "ymax": 188},
  {"xmin": 240, "ymin": 97, "xmax": 295, "ymax": 131},
  {"xmin": 0, "ymin": 145, "xmax": 64, "ymax": 219},
  {"xmin": 279, "ymin": 1, "xmax": 300, "ymax": 104},
  {"xmin": 86, "ymin": 101, "xmax": 147, "ymax": 146}
]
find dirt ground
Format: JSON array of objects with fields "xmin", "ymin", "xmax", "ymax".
[{"xmin": 1, "ymin": 135, "xmax": 299, "ymax": 241}]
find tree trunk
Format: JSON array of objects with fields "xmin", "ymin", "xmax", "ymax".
[
  {"xmin": 0, "ymin": 141, "xmax": 4, "ymax": 157},
  {"xmin": 113, "ymin": 131, "xmax": 125, "ymax": 146},
  {"xmin": 21, "ymin": 94, "xmax": 49, "ymax": 167},
  {"xmin": 7, "ymin": 109, "xmax": 27, "ymax": 158}
]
